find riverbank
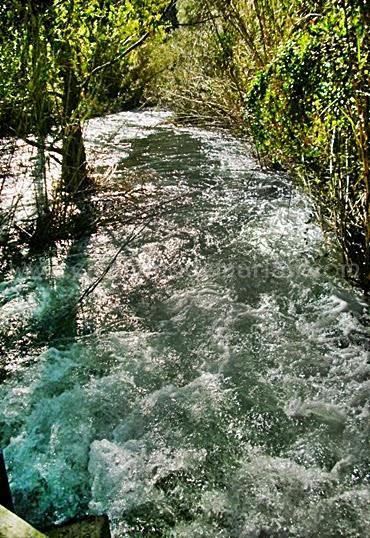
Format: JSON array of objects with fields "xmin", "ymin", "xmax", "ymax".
[{"xmin": 146, "ymin": 0, "xmax": 370, "ymax": 292}]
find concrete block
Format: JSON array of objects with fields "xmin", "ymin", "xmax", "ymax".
[{"xmin": 0, "ymin": 505, "xmax": 47, "ymax": 538}]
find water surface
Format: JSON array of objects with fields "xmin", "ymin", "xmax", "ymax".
[{"xmin": 1, "ymin": 111, "xmax": 370, "ymax": 537}]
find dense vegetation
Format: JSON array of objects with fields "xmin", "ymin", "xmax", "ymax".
[
  {"xmin": 0, "ymin": 0, "xmax": 369, "ymax": 291},
  {"xmin": 148, "ymin": 0, "xmax": 370, "ymax": 291},
  {"xmin": 0, "ymin": 0, "xmax": 175, "ymax": 250}
]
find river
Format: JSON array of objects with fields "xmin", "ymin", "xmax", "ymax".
[{"xmin": 1, "ymin": 110, "xmax": 370, "ymax": 537}]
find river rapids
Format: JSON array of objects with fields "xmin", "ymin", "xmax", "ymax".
[{"xmin": 0, "ymin": 111, "xmax": 370, "ymax": 537}]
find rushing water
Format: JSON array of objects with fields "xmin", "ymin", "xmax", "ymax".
[{"xmin": 1, "ymin": 111, "xmax": 370, "ymax": 537}]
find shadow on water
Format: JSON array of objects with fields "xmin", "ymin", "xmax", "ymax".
[
  {"xmin": 32, "ymin": 191, "xmax": 99, "ymax": 343},
  {"xmin": 116, "ymin": 128, "xmax": 215, "ymax": 187},
  {"xmin": 35, "ymin": 238, "xmax": 90, "ymax": 343},
  {"xmin": 0, "ymin": 192, "xmax": 98, "ymax": 382}
]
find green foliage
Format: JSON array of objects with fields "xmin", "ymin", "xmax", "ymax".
[
  {"xmin": 144, "ymin": 2, "xmax": 245, "ymax": 128},
  {"xmin": 0, "ymin": 0, "xmax": 172, "ymax": 135},
  {"xmin": 245, "ymin": 3, "xmax": 370, "ymax": 285}
]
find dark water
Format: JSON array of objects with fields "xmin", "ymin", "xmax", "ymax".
[{"xmin": 1, "ymin": 111, "xmax": 370, "ymax": 537}]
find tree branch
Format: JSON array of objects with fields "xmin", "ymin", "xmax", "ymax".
[
  {"xmin": 22, "ymin": 137, "xmax": 63, "ymax": 155},
  {"xmin": 7, "ymin": 127, "xmax": 63, "ymax": 155},
  {"xmin": 75, "ymin": 218, "xmax": 153, "ymax": 306},
  {"xmin": 178, "ymin": 16, "xmax": 221, "ymax": 27}
]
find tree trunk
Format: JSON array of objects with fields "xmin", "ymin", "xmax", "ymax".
[{"xmin": 61, "ymin": 61, "xmax": 89, "ymax": 196}]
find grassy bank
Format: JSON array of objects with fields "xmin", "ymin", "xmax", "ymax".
[{"xmin": 147, "ymin": 0, "xmax": 370, "ymax": 291}]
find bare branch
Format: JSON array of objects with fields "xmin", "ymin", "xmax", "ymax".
[
  {"xmin": 7, "ymin": 126, "xmax": 63, "ymax": 155},
  {"xmin": 21, "ymin": 137, "xmax": 63, "ymax": 155}
]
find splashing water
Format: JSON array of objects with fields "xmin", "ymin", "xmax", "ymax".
[{"xmin": 1, "ymin": 111, "xmax": 370, "ymax": 537}]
